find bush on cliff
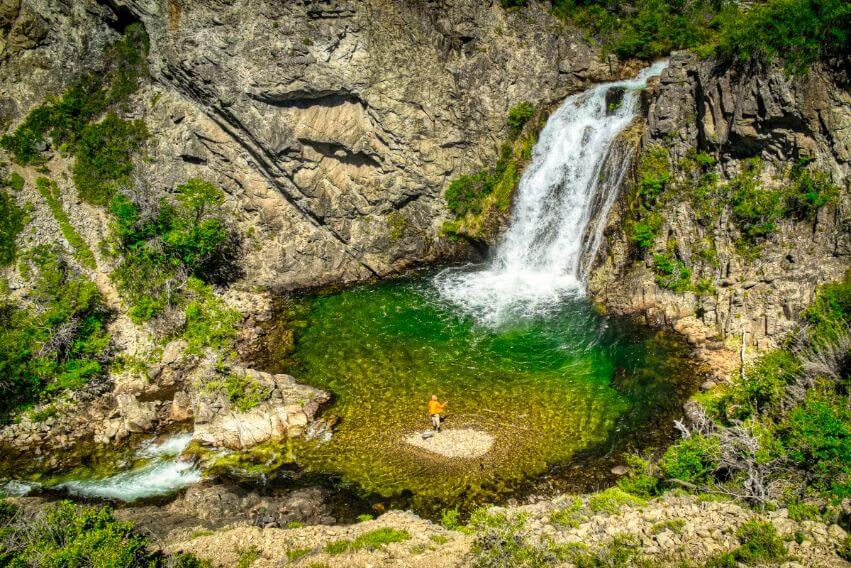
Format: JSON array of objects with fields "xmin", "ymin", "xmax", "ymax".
[
  {"xmin": 0, "ymin": 189, "xmax": 26, "ymax": 265},
  {"xmin": 110, "ymin": 178, "xmax": 232, "ymax": 323},
  {"xmin": 0, "ymin": 247, "xmax": 110, "ymax": 419},
  {"xmin": 0, "ymin": 24, "xmax": 148, "ymax": 166}
]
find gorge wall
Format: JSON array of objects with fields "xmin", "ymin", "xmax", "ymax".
[{"xmin": 588, "ymin": 53, "xmax": 851, "ymax": 376}]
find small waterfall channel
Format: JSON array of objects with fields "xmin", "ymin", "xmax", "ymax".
[{"xmin": 436, "ymin": 61, "xmax": 668, "ymax": 324}]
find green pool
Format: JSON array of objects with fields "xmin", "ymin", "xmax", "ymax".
[{"xmin": 270, "ymin": 272, "xmax": 701, "ymax": 511}]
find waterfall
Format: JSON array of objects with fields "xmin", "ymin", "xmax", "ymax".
[{"xmin": 435, "ymin": 61, "xmax": 668, "ymax": 325}]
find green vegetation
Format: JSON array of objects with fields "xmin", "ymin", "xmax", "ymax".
[
  {"xmin": 616, "ymin": 455, "xmax": 660, "ymax": 498},
  {"xmin": 713, "ymin": 0, "xmax": 851, "ymax": 74},
  {"xmin": 356, "ymin": 513, "xmax": 374, "ymax": 522},
  {"xmin": 546, "ymin": 0, "xmax": 849, "ymax": 71},
  {"xmin": 73, "ymin": 112, "xmax": 148, "ymax": 206},
  {"xmin": 706, "ymin": 521, "xmax": 786, "ymax": 566},
  {"xmin": 653, "ymin": 251, "xmax": 692, "ymax": 292},
  {"xmin": 430, "ymin": 534, "xmax": 449, "ymax": 544},
  {"xmin": 324, "ymin": 528, "xmax": 410, "ymax": 554},
  {"xmin": 0, "ymin": 246, "xmax": 110, "ymax": 418},
  {"xmin": 286, "ymin": 520, "xmax": 306, "ymax": 528},
  {"xmin": 628, "ymin": 144, "xmax": 670, "ymax": 253},
  {"xmin": 549, "ymin": 497, "xmax": 583, "ymax": 528},
  {"xmin": 0, "ymin": 499, "xmax": 208, "ymax": 567},
  {"xmin": 728, "ymin": 159, "xmax": 783, "ymax": 243},
  {"xmin": 202, "ymin": 367, "xmax": 271, "ymax": 412},
  {"xmin": 785, "ymin": 158, "xmax": 840, "ymax": 220},
  {"xmin": 0, "ymin": 188, "xmax": 26, "ymax": 265},
  {"xmin": 0, "ymin": 24, "xmax": 148, "ymax": 167},
  {"xmin": 442, "ymin": 104, "xmax": 544, "ymax": 240},
  {"xmin": 551, "ymin": 0, "xmax": 718, "ymax": 60},
  {"xmin": 6, "ymin": 172, "xmax": 24, "ymax": 192},
  {"xmin": 660, "ymin": 434, "xmax": 720, "ymax": 486},
  {"xmin": 386, "ymin": 211, "xmax": 408, "ymax": 241},
  {"xmin": 236, "ymin": 546, "xmax": 260, "ymax": 568},
  {"xmin": 286, "ymin": 547, "xmax": 313, "ymax": 562},
  {"xmin": 507, "ymin": 101, "xmax": 534, "ymax": 133},
  {"xmin": 650, "ymin": 518, "xmax": 685, "ymax": 534},
  {"xmin": 587, "ymin": 487, "xmax": 646, "ymax": 514},
  {"xmin": 36, "ymin": 177, "xmax": 96, "ymax": 269},
  {"xmin": 110, "ymin": 178, "xmax": 234, "ymax": 327}
]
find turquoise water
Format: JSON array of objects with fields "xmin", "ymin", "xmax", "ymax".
[{"xmin": 272, "ymin": 272, "xmax": 701, "ymax": 510}]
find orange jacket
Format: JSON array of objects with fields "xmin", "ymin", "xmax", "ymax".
[{"xmin": 428, "ymin": 400, "xmax": 446, "ymax": 415}]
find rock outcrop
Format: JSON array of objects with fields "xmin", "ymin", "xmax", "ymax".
[
  {"xmin": 193, "ymin": 367, "xmax": 329, "ymax": 451},
  {"xmin": 589, "ymin": 53, "xmax": 850, "ymax": 374}
]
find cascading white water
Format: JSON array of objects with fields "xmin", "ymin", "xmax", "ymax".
[
  {"xmin": 435, "ymin": 61, "xmax": 668, "ymax": 325},
  {"xmin": 56, "ymin": 433, "xmax": 201, "ymax": 501}
]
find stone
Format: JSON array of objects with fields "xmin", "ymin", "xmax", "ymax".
[{"xmin": 611, "ymin": 465, "xmax": 628, "ymax": 475}]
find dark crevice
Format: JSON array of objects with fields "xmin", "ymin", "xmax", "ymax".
[
  {"xmin": 249, "ymin": 91, "xmax": 366, "ymax": 110},
  {"xmin": 98, "ymin": 0, "xmax": 143, "ymax": 34},
  {"xmin": 300, "ymin": 140, "xmax": 381, "ymax": 168}
]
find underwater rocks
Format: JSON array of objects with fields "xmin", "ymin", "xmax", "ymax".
[{"xmin": 192, "ymin": 367, "xmax": 330, "ymax": 451}]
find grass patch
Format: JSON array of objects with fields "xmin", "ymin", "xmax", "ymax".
[
  {"xmin": 286, "ymin": 547, "xmax": 312, "ymax": 562},
  {"xmin": 6, "ymin": 171, "xmax": 24, "ymax": 191},
  {"xmin": 0, "ymin": 188, "xmax": 26, "ymax": 265},
  {"xmin": 236, "ymin": 546, "xmax": 260, "ymax": 568},
  {"xmin": 587, "ymin": 487, "xmax": 646, "ymax": 514},
  {"xmin": 651, "ymin": 518, "xmax": 685, "ymax": 534},
  {"xmin": 201, "ymin": 368, "xmax": 270, "ymax": 412},
  {"xmin": 324, "ymin": 528, "xmax": 410, "ymax": 554},
  {"xmin": 549, "ymin": 496, "xmax": 583, "ymax": 528},
  {"xmin": 430, "ymin": 534, "xmax": 449, "ymax": 545},
  {"xmin": 36, "ymin": 177, "xmax": 95, "ymax": 269}
]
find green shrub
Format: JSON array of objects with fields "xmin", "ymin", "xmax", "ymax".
[
  {"xmin": 549, "ymin": 496, "xmax": 583, "ymax": 528},
  {"xmin": 630, "ymin": 212, "xmax": 662, "ymax": 250},
  {"xmin": 552, "ymin": 0, "xmax": 719, "ymax": 60},
  {"xmin": 36, "ymin": 177, "xmax": 96, "ymax": 269},
  {"xmin": 660, "ymin": 434, "xmax": 719, "ymax": 485},
  {"xmin": 587, "ymin": 487, "xmax": 646, "ymax": 514},
  {"xmin": 72, "ymin": 113, "xmax": 148, "ymax": 205},
  {"xmin": 183, "ymin": 278, "xmax": 240, "ymax": 354},
  {"xmin": 356, "ymin": 513, "xmax": 374, "ymax": 522},
  {"xmin": 236, "ymin": 546, "xmax": 260, "ymax": 568},
  {"xmin": 724, "ymin": 350, "xmax": 801, "ymax": 419},
  {"xmin": 616, "ymin": 455, "xmax": 660, "ymax": 498},
  {"xmin": 714, "ymin": 0, "xmax": 851, "ymax": 73},
  {"xmin": 785, "ymin": 160, "xmax": 840, "ymax": 220},
  {"xmin": 6, "ymin": 171, "xmax": 24, "ymax": 191},
  {"xmin": 637, "ymin": 145, "xmax": 671, "ymax": 203},
  {"xmin": 653, "ymin": 251, "xmax": 692, "ymax": 292},
  {"xmin": 507, "ymin": 101, "xmax": 534, "ymax": 132},
  {"xmin": 728, "ymin": 159, "xmax": 784, "ymax": 242},
  {"xmin": 731, "ymin": 520, "xmax": 786, "ymax": 565},
  {"xmin": 0, "ymin": 24, "xmax": 147, "ymax": 166},
  {"xmin": 786, "ymin": 501, "xmax": 821, "ymax": 522},
  {"xmin": 110, "ymin": 179, "xmax": 232, "ymax": 323},
  {"xmin": 837, "ymin": 534, "xmax": 851, "ymax": 562},
  {"xmin": 0, "ymin": 500, "xmax": 149, "ymax": 567},
  {"xmin": 0, "ymin": 189, "xmax": 26, "ymax": 265},
  {"xmin": 804, "ymin": 271, "xmax": 851, "ymax": 344},
  {"xmin": 202, "ymin": 368, "xmax": 271, "ymax": 412},
  {"xmin": 441, "ymin": 508, "xmax": 464, "ymax": 531},
  {"xmin": 0, "ymin": 247, "xmax": 110, "ymax": 418},
  {"xmin": 783, "ymin": 397, "xmax": 851, "ymax": 497}
]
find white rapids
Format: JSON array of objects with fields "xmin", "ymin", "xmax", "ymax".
[
  {"xmin": 56, "ymin": 433, "xmax": 200, "ymax": 502},
  {"xmin": 435, "ymin": 61, "xmax": 668, "ymax": 325}
]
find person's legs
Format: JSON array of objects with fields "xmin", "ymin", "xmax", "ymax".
[{"xmin": 431, "ymin": 414, "xmax": 440, "ymax": 430}]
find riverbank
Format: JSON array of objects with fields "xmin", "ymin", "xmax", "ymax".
[{"xmin": 151, "ymin": 492, "xmax": 848, "ymax": 567}]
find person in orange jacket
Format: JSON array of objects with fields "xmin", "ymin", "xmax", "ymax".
[{"xmin": 428, "ymin": 395, "xmax": 447, "ymax": 432}]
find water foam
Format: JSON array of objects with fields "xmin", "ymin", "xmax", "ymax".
[
  {"xmin": 56, "ymin": 432, "xmax": 200, "ymax": 502},
  {"xmin": 435, "ymin": 61, "xmax": 668, "ymax": 325}
]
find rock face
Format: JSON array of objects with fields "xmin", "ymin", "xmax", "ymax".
[
  {"xmin": 0, "ymin": 0, "xmax": 633, "ymax": 292},
  {"xmin": 193, "ymin": 367, "xmax": 329, "ymax": 450},
  {"xmin": 589, "ymin": 53, "xmax": 850, "ymax": 373}
]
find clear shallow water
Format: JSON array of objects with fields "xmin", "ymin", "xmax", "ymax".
[{"xmin": 278, "ymin": 274, "xmax": 700, "ymax": 510}]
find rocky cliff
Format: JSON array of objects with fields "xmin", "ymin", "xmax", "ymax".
[{"xmin": 588, "ymin": 53, "xmax": 851, "ymax": 378}]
